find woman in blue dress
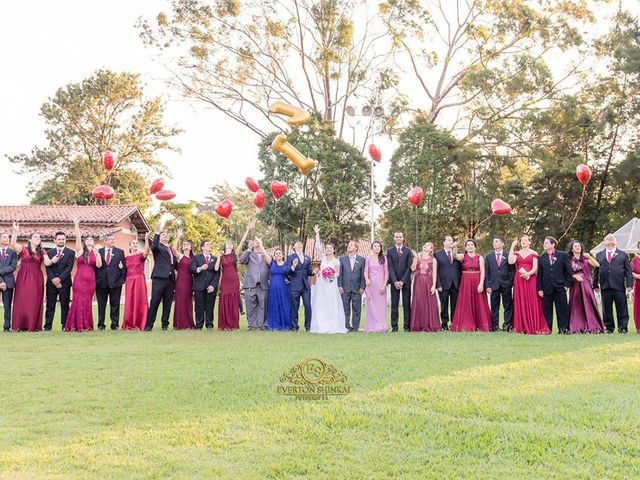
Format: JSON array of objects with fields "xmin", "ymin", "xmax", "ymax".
[{"xmin": 259, "ymin": 242, "xmax": 292, "ymax": 331}]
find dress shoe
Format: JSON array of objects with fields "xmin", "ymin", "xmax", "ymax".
[
  {"xmin": 144, "ymin": 326, "xmax": 153, "ymax": 331},
  {"xmin": 43, "ymin": 326, "xmax": 52, "ymax": 331},
  {"xmin": 3, "ymin": 327, "xmax": 9, "ymax": 332},
  {"xmin": 619, "ymin": 328, "xmax": 628, "ymax": 334},
  {"xmin": 111, "ymin": 326, "xmax": 119, "ymax": 331},
  {"xmin": 391, "ymin": 327, "xmax": 398, "ymax": 332},
  {"xmin": 161, "ymin": 325, "xmax": 168, "ymax": 331},
  {"xmin": 98, "ymin": 325, "xmax": 105, "ymax": 331},
  {"xmin": 441, "ymin": 325, "xmax": 449, "ymax": 331},
  {"xmin": 206, "ymin": 326, "xmax": 213, "ymax": 330}
]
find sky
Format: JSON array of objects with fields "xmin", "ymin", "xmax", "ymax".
[{"xmin": 0, "ymin": 0, "xmax": 392, "ymax": 208}]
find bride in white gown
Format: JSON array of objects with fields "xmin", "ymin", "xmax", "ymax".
[{"xmin": 310, "ymin": 225, "xmax": 348, "ymax": 334}]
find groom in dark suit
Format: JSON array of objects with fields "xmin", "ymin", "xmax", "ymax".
[
  {"xmin": 338, "ymin": 240, "xmax": 366, "ymax": 331},
  {"xmin": 484, "ymin": 236, "xmax": 515, "ymax": 331},
  {"xmin": 191, "ymin": 240, "xmax": 219, "ymax": 329},
  {"xmin": 286, "ymin": 241, "xmax": 314, "ymax": 331},
  {"xmin": 44, "ymin": 231, "xmax": 76, "ymax": 331},
  {"xmin": 593, "ymin": 233, "xmax": 634, "ymax": 333},
  {"xmin": 96, "ymin": 234, "xmax": 127, "ymax": 330},
  {"xmin": 145, "ymin": 223, "xmax": 177, "ymax": 331},
  {"xmin": 387, "ymin": 232, "xmax": 413, "ymax": 332},
  {"xmin": 434, "ymin": 235, "xmax": 461, "ymax": 330},
  {"xmin": 537, "ymin": 236, "xmax": 573, "ymax": 333},
  {"xmin": 0, "ymin": 233, "xmax": 17, "ymax": 332}
]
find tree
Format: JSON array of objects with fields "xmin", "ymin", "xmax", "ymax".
[
  {"xmin": 138, "ymin": 0, "xmax": 396, "ymax": 138},
  {"xmin": 9, "ymin": 69, "xmax": 181, "ymax": 210},
  {"xmin": 256, "ymin": 117, "xmax": 370, "ymax": 251}
]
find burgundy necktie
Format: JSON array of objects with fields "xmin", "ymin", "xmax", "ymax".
[
  {"xmin": 165, "ymin": 244, "xmax": 173, "ymax": 263},
  {"xmin": 447, "ymin": 251, "xmax": 452, "ymax": 264},
  {"xmin": 1, "ymin": 249, "xmax": 5, "ymax": 259},
  {"xmin": 205, "ymin": 255, "xmax": 210, "ymax": 265},
  {"xmin": 397, "ymin": 247, "xmax": 402, "ymax": 255},
  {"xmin": 496, "ymin": 253, "xmax": 501, "ymax": 266},
  {"xmin": 105, "ymin": 249, "xmax": 111, "ymax": 265},
  {"xmin": 607, "ymin": 251, "xmax": 613, "ymax": 263}
]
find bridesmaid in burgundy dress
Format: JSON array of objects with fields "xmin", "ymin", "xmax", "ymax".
[
  {"xmin": 451, "ymin": 240, "xmax": 491, "ymax": 332},
  {"xmin": 10, "ymin": 222, "xmax": 50, "ymax": 332},
  {"xmin": 214, "ymin": 224, "xmax": 253, "ymax": 330},
  {"xmin": 567, "ymin": 240, "xmax": 605, "ymax": 333},
  {"xmin": 508, "ymin": 236, "xmax": 550, "ymax": 334},
  {"xmin": 65, "ymin": 219, "xmax": 102, "ymax": 332},
  {"xmin": 122, "ymin": 235, "xmax": 150, "ymax": 330},
  {"xmin": 172, "ymin": 229, "xmax": 195, "ymax": 330},
  {"xmin": 410, "ymin": 242, "xmax": 440, "ymax": 332},
  {"xmin": 631, "ymin": 242, "xmax": 640, "ymax": 333}
]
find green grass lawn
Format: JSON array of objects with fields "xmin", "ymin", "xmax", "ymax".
[{"xmin": 1, "ymin": 307, "xmax": 639, "ymax": 479}]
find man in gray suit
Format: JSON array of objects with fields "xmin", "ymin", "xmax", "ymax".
[
  {"xmin": 338, "ymin": 240, "xmax": 366, "ymax": 331},
  {"xmin": 239, "ymin": 238, "xmax": 270, "ymax": 330}
]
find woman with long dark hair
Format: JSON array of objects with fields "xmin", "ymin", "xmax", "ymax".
[
  {"xmin": 364, "ymin": 241, "xmax": 388, "ymax": 332},
  {"xmin": 10, "ymin": 222, "xmax": 51, "ymax": 331},
  {"xmin": 215, "ymin": 224, "xmax": 252, "ymax": 330},
  {"xmin": 172, "ymin": 229, "xmax": 195, "ymax": 330},
  {"xmin": 65, "ymin": 219, "xmax": 102, "ymax": 331},
  {"xmin": 451, "ymin": 239, "xmax": 491, "ymax": 332},
  {"xmin": 567, "ymin": 240, "xmax": 604, "ymax": 333}
]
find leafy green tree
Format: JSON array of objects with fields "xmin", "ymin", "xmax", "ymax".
[{"xmin": 9, "ymin": 69, "xmax": 180, "ymax": 210}]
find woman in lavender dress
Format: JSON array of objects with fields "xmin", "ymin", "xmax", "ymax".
[
  {"xmin": 567, "ymin": 240, "xmax": 605, "ymax": 333},
  {"xmin": 364, "ymin": 241, "xmax": 388, "ymax": 332}
]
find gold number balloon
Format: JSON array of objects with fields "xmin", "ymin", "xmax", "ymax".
[
  {"xmin": 271, "ymin": 134, "xmax": 317, "ymax": 176},
  {"xmin": 268, "ymin": 101, "xmax": 316, "ymax": 176}
]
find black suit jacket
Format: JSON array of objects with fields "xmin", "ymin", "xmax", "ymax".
[
  {"xmin": 96, "ymin": 247, "xmax": 127, "ymax": 289},
  {"xmin": 387, "ymin": 246, "xmax": 413, "ymax": 285},
  {"xmin": 0, "ymin": 247, "xmax": 17, "ymax": 289},
  {"xmin": 434, "ymin": 249, "xmax": 461, "ymax": 290},
  {"xmin": 592, "ymin": 249, "xmax": 633, "ymax": 291},
  {"xmin": 286, "ymin": 253, "xmax": 314, "ymax": 292},
  {"xmin": 45, "ymin": 246, "xmax": 76, "ymax": 286},
  {"xmin": 150, "ymin": 234, "xmax": 177, "ymax": 280},
  {"xmin": 536, "ymin": 250, "xmax": 573, "ymax": 294},
  {"xmin": 191, "ymin": 254, "xmax": 220, "ymax": 291},
  {"xmin": 484, "ymin": 251, "xmax": 515, "ymax": 290}
]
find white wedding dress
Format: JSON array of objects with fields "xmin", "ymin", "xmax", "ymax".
[{"xmin": 310, "ymin": 256, "xmax": 348, "ymax": 334}]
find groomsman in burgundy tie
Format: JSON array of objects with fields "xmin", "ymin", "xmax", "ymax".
[
  {"xmin": 386, "ymin": 232, "xmax": 413, "ymax": 332},
  {"xmin": 44, "ymin": 231, "xmax": 75, "ymax": 330},
  {"xmin": 96, "ymin": 234, "xmax": 127, "ymax": 330},
  {"xmin": 0, "ymin": 233, "xmax": 18, "ymax": 332},
  {"xmin": 434, "ymin": 235, "xmax": 461, "ymax": 330},
  {"xmin": 593, "ymin": 234, "xmax": 634, "ymax": 333},
  {"xmin": 537, "ymin": 236, "xmax": 573, "ymax": 333},
  {"xmin": 484, "ymin": 236, "xmax": 515, "ymax": 331},
  {"xmin": 145, "ymin": 222, "xmax": 177, "ymax": 331},
  {"xmin": 191, "ymin": 240, "xmax": 219, "ymax": 329}
]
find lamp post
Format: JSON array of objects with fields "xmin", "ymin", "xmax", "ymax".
[{"xmin": 345, "ymin": 105, "xmax": 400, "ymax": 242}]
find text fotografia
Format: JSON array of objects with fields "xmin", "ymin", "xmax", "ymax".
[{"xmin": 278, "ymin": 358, "xmax": 351, "ymax": 400}]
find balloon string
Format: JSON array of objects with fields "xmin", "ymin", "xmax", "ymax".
[
  {"xmin": 558, "ymin": 185, "xmax": 586, "ymax": 243},
  {"xmin": 415, "ymin": 207, "xmax": 418, "ymax": 247},
  {"xmin": 471, "ymin": 214, "xmax": 492, "ymax": 237}
]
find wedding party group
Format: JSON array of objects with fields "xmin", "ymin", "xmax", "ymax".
[{"xmin": 1, "ymin": 218, "xmax": 639, "ymax": 335}]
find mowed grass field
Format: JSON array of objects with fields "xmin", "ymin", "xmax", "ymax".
[{"xmin": 1, "ymin": 306, "xmax": 639, "ymax": 479}]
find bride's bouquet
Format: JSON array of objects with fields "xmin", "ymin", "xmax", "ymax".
[{"xmin": 321, "ymin": 266, "xmax": 336, "ymax": 282}]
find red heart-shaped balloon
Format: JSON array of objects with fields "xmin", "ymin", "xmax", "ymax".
[
  {"xmin": 215, "ymin": 199, "xmax": 233, "ymax": 218},
  {"xmin": 149, "ymin": 178, "xmax": 165, "ymax": 195},
  {"xmin": 245, "ymin": 177, "xmax": 260, "ymax": 193},
  {"xmin": 491, "ymin": 198, "xmax": 511, "ymax": 216},
  {"xmin": 253, "ymin": 189, "xmax": 266, "ymax": 209},
  {"xmin": 155, "ymin": 189, "xmax": 176, "ymax": 201},
  {"xmin": 92, "ymin": 184, "xmax": 115, "ymax": 200},
  {"xmin": 103, "ymin": 150, "xmax": 114, "ymax": 171},
  {"xmin": 407, "ymin": 187, "xmax": 423, "ymax": 208},
  {"xmin": 576, "ymin": 163, "xmax": 592, "ymax": 186},
  {"xmin": 368, "ymin": 144, "xmax": 382, "ymax": 163},
  {"xmin": 270, "ymin": 180, "xmax": 288, "ymax": 200}
]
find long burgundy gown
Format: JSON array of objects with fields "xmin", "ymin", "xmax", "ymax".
[
  {"xmin": 64, "ymin": 252, "xmax": 96, "ymax": 332},
  {"xmin": 122, "ymin": 253, "xmax": 148, "ymax": 330},
  {"xmin": 451, "ymin": 254, "xmax": 490, "ymax": 332},
  {"xmin": 12, "ymin": 248, "xmax": 45, "ymax": 332},
  {"xmin": 568, "ymin": 257, "xmax": 605, "ymax": 333},
  {"xmin": 632, "ymin": 257, "xmax": 640, "ymax": 333},
  {"xmin": 173, "ymin": 255, "xmax": 195, "ymax": 330},
  {"xmin": 218, "ymin": 253, "xmax": 240, "ymax": 330},
  {"xmin": 512, "ymin": 253, "xmax": 550, "ymax": 335},
  {"xmin": 410, "ymin": 255, "xmax": 440, "ymax": 332}
]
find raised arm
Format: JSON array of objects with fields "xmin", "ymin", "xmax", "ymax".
[
  {"xmin": 410, "ymin": 251, "xmax": 418, "ymax": 272},
  {"xmin": 313, "ymin": 225, "xmax": 324, "ymax": 258},
  {"xmin": 584, "ymin": 252, "xmax": 599, "ymax": 268},
  {"xmin": 508, "ymin": 239, "xmax": 518, "ymax": 265},
  {"xmin": 172, "ymin": 229, "xmax": 182, "ymax": 260},
  {"xmin": 214, "ymin": 249, "xmax": 223, "ymax": 272},
  {"xmin": 73, "ymin": 218, "xmax": 82, "ymax": 256},
  {"xmin": 256, "ymin": 238, "xmax": 272, "ymax": 265},
  {"xmin": 452, "ymin": 242, "xmax": 464, "ymax": 262},
  {"xmin": 235, "ymin": 220, "xmax": 255, "ymax": 257},
  {"xmin": 143, "ymin": 234, "xmax": 150, "ymax": 259},
  {"xmin": 10, "ymin": 222, "xmax": 22, "ymax": 254}
]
